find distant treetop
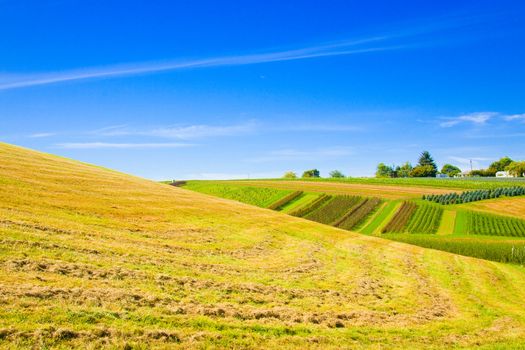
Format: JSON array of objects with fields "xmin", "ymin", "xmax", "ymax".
[
  {"xmin": 283, "ymin": 171, "xmax": 297, "ymax": 179},
  {"xmin": 302, "ymin": 169, "xmax": 320, "ymax": 178}
]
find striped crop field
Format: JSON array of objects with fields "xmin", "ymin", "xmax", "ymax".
[
  {"xmin": 360, "ymin": 201, "xmax": 400, "ymax": 235},
  {"xmin": 405, "ymin": 204, "xmax": 443, "ymax": 234},
  {"xmin": 459, "ymin": 211, "xmax": 525, "ymax": 237},
  {"xmin": 335, "ymin": 197, "xmax": 382, "ymax": 230},
  {"xmin": 381, "ymin": 201, "xmax": 417, "ymax": 233},
  {"xmin": 279, "ymin": 193, "xmax": 319, "ymax": 213},
  {"xmin": 289, "ymin": 194, "xmax": 332, "ymax": 217},
  {"xmin": 303, "ymin": 195, "xmax": 361, "ymax": 225}
]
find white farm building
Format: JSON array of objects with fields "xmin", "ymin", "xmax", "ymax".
[{"xmin": 496, "ymin": 171, "xmax": 516, "ymax": 178}]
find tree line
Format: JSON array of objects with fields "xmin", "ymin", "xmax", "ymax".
[
  {"xmin": 279, "ymin": 152, "xmax": 525, "ymax": 179},
  {"xmin": 376, "ymin": 152, "xmax": 525, "ymax": 178},
  {"xmin": 282, "ymin": 169, "xmax": 345, "ymax": 179}
]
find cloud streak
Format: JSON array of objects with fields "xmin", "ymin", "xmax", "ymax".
[
  {"xmin": 95, "ymin": 122, "xmax": 257, "ymax": 139},
  {"xmin": 55, "ymin": 142, "xmax": 193, "ymax": 149},
  {"xmin": 440, "ymin": 112, "xmax": 496, "ymax": 128},
  {"xmin": 440, "ymin": 111, "xmax": 525, "ymax": 128},
  {"xmin": 0, "ymin": 38, "xmax": 401, "ymax": 91}
]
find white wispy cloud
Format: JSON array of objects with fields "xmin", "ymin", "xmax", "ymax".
[
  {"xmin": 94, "ymin": 122, "xmax": 257, "ymax": 139},
  {"xmin": 248, "ymin": 147, "xmax": 354, "ymax": 163},
  {"xmin": 0, "ymin": 38, "xmax": 401, "ymax": 91},
  {"xmin": 28, "ymin": 132, "xmax": 56, "ymax": 138},
  {"xmin": 440, "ymin": 111, "xmax": 525, "ymax": 128},
  {"xmin": 504, "ymin": 113, "xmax": 525, "ymax": 122},
  {"xmin": 439, "ymin": 112, "xmax": 497, "ymax": 128},
  {"xmin": 55, "ymin": 142, "xmax": 193, "ymax": 149}
]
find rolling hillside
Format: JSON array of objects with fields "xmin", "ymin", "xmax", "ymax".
[{"xmin": 2, "ymin": 143, "xmax": 525, "ymax": 349}]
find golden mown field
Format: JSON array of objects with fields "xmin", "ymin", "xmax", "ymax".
[{"xmin": 1, "ymin": 143, "xmax": 525, "ymax": 349}]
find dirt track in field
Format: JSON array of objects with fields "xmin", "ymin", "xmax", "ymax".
[{"xmin": 223, "ymin": 180, "xmax": 457, "ymax": 200}]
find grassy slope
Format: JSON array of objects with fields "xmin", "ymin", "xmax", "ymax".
[{"xmin": 2, "ymin": 143, "xmax": 525, "ymax": 349}]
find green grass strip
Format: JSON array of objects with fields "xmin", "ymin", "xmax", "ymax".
[
  {"xmin": 360, "ymin": 200, "xmax": 399, "ymax": 235},
  {"xmin": 267, "ymin": 191, "xmax": 303, "ymax": 210},
  {"xmin": 437, "ymin": 210, "xmax": 456, "ymax": 235},
  {"xmin": 280, "ymin": 193, "xmax": 319, "ymax": 214},
  {"xmin": 289, "ymin": 194, "xmax": 331, "ymax": 217}
]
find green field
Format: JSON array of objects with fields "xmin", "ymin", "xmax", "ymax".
[
  {"xmin": 4, "ymin": 143, "xmax": 525, "ymax": 348},
  {"xmin": 183, "ymin": 181, "xmax": 292, "ymax": 208}
]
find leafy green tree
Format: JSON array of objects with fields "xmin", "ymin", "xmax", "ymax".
[
  {"xmin": 441, "ymin": 164, "xmax": 461, "ymax": 177},
  {"xmin": 283, "ymin": 171, "xmax": 297, "ymax": 179},
  {"xmin": 490, "ymin": 156, "xmax": 514, "ymax": 171},
  {"xmin": 396, "ymin": 162, "xmax": 413, "ymax": 178},
  {"xmin": 329, "ymin": 170, "xmax": 345, "ymax": 178},
  {"xmin": 506, "ymin": 161, "xmax": 525, "ymax": 177},
  {"xmin": 470, "ymin": 168, "xmax": 496, "ymax": 177},
  {"xmin": 410, "ymin": 165, "xmax": 437, "ymax": 177},
  {"xmin": 302, "ymin": 169, "xmax": 320, "ymax": 178},
  {"xmin": 376, "ymin": 163, "xmax": 394, "ymax": 178}
]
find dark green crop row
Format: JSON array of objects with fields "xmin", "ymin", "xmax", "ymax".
[
  {"xmin": 335, "ymin": 197, "xmax": 382, "ymax": 230},
  {"xmin": 267, "ymin": 191, "xmax": 303, "ymax": 210},
  {"xmin": 289, "ymin": 194, "xmax": 332, "ymax": 217},
  {"xmin": 382, "ymin": 202, "xmax": 417, "ymax": 233},
  {"xmin": 405, "ymin": 204, "xmax": 443, "ymax": 234},
  {"xmin": 304, "ymin": 195, "xmax": 362, "ymax": 225},
  {"xmin": 464, "ymin": 211, "xmax": 525, "ymax": 237},
  {"xmin": 423, "ymin": 186, "xmax": 525, "ymax": 205}
]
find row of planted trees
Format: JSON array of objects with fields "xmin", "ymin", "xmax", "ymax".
[{"xmin": 423, "ymin": 186, "xmax": 525, "ymax": 205}]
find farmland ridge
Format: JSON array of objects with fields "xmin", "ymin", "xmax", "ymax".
[{"xmin": 1, "ymin": 142, "xmax": 525, "ymax": 349}]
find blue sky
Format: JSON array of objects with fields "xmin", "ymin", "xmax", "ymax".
[{"xmin": 1, "ymin": 0, "xmax": 524, "ymax": 179}]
